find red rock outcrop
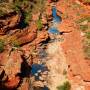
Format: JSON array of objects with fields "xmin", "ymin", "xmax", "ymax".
[
  {"xmin": 78, "ymin": 0, "xmax": 90, "ymax": 5},
  {"xmin": 0, "ymin": 24, "xmax": 49, "ymax": 89},
  {"xmin": 4, "ymin": 50, "xmax": 22, "ymax": 78},
  {"xmin": 33, "ymin": 31, "xmax": 49, "ymax": 45},
  {"xmin": 18, "ymin": 24, "xmax": 37, "ymax": 45},
  {"xmin": 5, "ymin": 76, "xmax": 20, "ymax": 89},
  {"xmin": 6, "ymin": 22, "xmax": 37, "ymax": 46},
  {"xmin": 0, "ymin": 47, "xmax": 23, "ymax": 89},
  {"xmin": 45, "ymin": 5, "xmax": 52, "ymax": 21},
  {"xmin": 0, "ymin": 12, "xmax": 21, "ymax": 35}
]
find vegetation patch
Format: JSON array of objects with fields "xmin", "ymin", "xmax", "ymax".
[
  {"xmin": 81, "ymin": 29, "xmax": 90, "ymax": 59},
  {"xmin": 57, "ymin": 81, "xmax": 71, "ymax": 90},
  {"xmin": 0, "ymin": 10, "xmax": 5, "ymax": 17},
  {"xmin": 11, "ymin": 40, "xmax": 20, "ymax": 48},
  {"xmin": 76, "ymin": 17, "xmax": 90, "ymax": 24},
  {"xmin": 36, "ymin": 19, "xmax": 43, "ymax": 30},
  {"xmin": 63, "ymin": 69, "xmax": 67, "ymax": 75},
  {"xmin": 84, "ymin": 45, "xmax": 90, "ymax": 59},
  {"xmin": 85, "ymin": 32, "xmax": 90, "ymax": 39},
  {"xmin": 79, "ymin": 25, "xmax": 88, "ymax": 31},
  {"xmin": 71, "ymin": 2, "xmax": 81, "ymax": 9},
  {"xmin": 0, "ymin": 39, "xmax": 5, "ymax": 53}
]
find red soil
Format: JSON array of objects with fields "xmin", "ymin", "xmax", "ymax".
[{"xmin": 56, "ymin": 0, "xmax": 90, "ymax": 89}]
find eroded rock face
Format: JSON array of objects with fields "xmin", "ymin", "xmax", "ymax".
[
  {"xmin": 5, "ymin": 76, "xmax": 20, "ymax": 89},
  {"xmin": 78, "ymin": 0, "xmax": 90, "ymax": 5},
  {"xmin": 33, "ymin": 31, "xmax": 49, "ymax": 45},
  {"xmin": 18, "ymin": 24, "xmax": 37, "ymax": 45},
  {"xmin": 0, "ymin": 12, "xmax": 21, "ymax": 35},
  {"xmin": 0, "ymin": 47, "xmax": 12, "ymax": 66},
  {"xmin": 4, "ymin": 50, "xmax": 23, "ymax": 78},
  {"xmin": 0, "ymin": 28, "xmax": 49, "ymax": 90},
  {"xmin": 0, "ymin": 68, "xmax": 8, "ymax": 82},
  {"xmin": 32, "ymin": 13, "xmax": 40, "ymax": 21},
  {"xmin": 0, "ymin": 50, "xmax": 22, "ymax": 89},
  {"xmin": 0, "ymin": 2, "xmax": 51, "ymax": 89},
  {"xmin": 45, "ymin": 5, "xmax": 52, "ymax": 21}
]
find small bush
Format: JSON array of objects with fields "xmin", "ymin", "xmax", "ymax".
[
  {"xmin": 76, "ymin": 17, "xmax": 90, "ymax": 24},
  {"xmin": 63, "ymin": 69, "xmax": 67, "ymax": 75},
  {"xmin": 24, "ymin": 11, "xmax": 32, "ymax": 24},
  {"xmin": 80, "ymin": 25, "xmax": 88, "ymax": 31},
  {"xmin": 36, "ymin": 19, "xmax": 43, "ymax": 30},
  {"xmin": 83, "ymin": 39, "xmax": 90, "ymax": 59},
  {"xmin": 11, "ymin": 40, "xmax": 20, "ymax": 48},
  {"xmin": 12, "ymin": 0, "xmax": 32, "ymax": 25},
  {"xmin": 85, "ymin": 32, "xmax": 90, "ymax": 39},
  {"xmin": 84, "ymin": 39, "xmax": 90, "ymax": 47},
  {"xmin": 57, "ymin": 81, "xmax": 71, "ymax": 90},
  {"xmin": 71, "ymin": 3, "xmax": 81, "ymax": 9},
  {"xmin": 0, "ymin": 39, "xmax": 5, "ymax": 53},
  {"xmin": 0, "ymin": 10, "xmax": 5, "ymax": 17},
  {"xmin": 84, "ymin": 46, "xmax": 90, "ymax": 59}
]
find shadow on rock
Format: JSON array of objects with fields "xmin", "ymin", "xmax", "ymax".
[
  {"xmin": 33, "ymin": 86, "xmax": 50, "ymax": 90},
  {"xmin": 17, "ymin": 55, "xmax": 31, "ymax": 78}
]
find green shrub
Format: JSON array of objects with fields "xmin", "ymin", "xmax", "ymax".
[
  {"xmin": 85, "ymin": 32, "xmax": 90, "ymax": 39},
  {"xmin": 0, "ymin": 39, "xmax": 5, "ymax": 53},
  {"xmin": 84, "ymin": 46, "xmax": 90, "ymax": 59},
  {"xmin": 36, "ymin": 19, "xmax": 43, "ymax": 30},
  {"xmin": 57, "ymin": 81, "xmax": 71, "ymax": 90},
  {"xmin": 11, "ymin": 40, "xmax": 20, "ymax": 48},
  {"xmin": 24, "ymin": 11, "xmax": 32, "ymax": 24},
  {"xmin": 80, "ymin": 25, "xmax": 88, "ymax": 31},
  {"xmin": 31, "ymin": 0, "xmax": 45, "ymax": 13},
  {"xmin": 63, "ymin": 69, "xmax": 67, "ymax": 75},
  {"xmin": 83, "ymin": 39, "xmax": 90, "ymax": 59},
  {"xmin": 71, "ymin": 3, "xmax": 81, "ymax": 9},
  {"xmin": 84, "ymin": 39, "xmax": 90, "ymax": 47},
  {"xmin": 0, "ymin": 10, "xmax": 5, "ymax": 17},
  {"xmin": 76, "ymin": 17, "xmax": 90, "ymax": 24}
]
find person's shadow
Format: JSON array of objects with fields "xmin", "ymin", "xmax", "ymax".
[{"xmin": 17, "ymin": 55, "xmax": 31, "ymax": 78}]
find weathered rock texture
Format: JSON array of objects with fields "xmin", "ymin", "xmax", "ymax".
[
  {"xmin": 0, "ymin": 12, "xmax": 21, "ymax": 35},
  {"xmin": 0, "ymin": 10, "xmax": 49, "ymax": 90}
]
